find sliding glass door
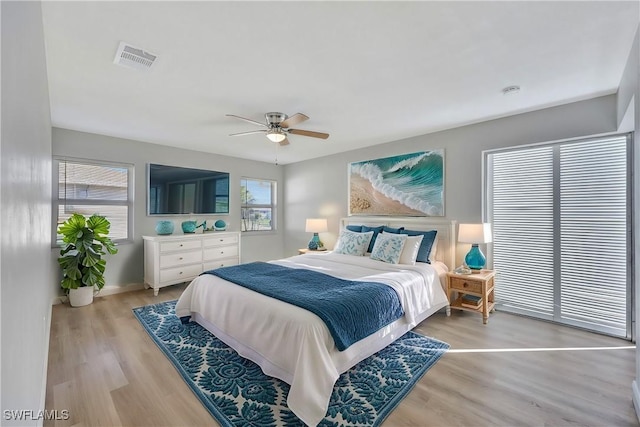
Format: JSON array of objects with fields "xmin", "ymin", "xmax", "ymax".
[{"xmin": 485, "ymin": 134, "xmax": 631, "ymax": 338}]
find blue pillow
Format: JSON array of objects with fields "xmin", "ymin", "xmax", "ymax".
[
  {"xmin": 382, "ymin": 226, "xmax": 404, "ymax": 234},
  {"xmin": 346, "ymin": 225, "xmax": 363, "ymax": 232},
  {"xmin": 361, "ymin": 225, "xmax": 384, "ymax": 252},
  {"xmin": 400, "ymin": 229, "xmax": 437, "ymax": 263}
]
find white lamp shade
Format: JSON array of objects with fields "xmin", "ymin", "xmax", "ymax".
[
  {"xmin": 266, "ymin": 130, "xmax": 286, "ymax": 143},
  {"xmin": 305, "ymin": 218, "xmax": 328, "ymax": 233},
  {"xmin": 458, "ymin": 223, "xmax": 492, "ymax": 244}
]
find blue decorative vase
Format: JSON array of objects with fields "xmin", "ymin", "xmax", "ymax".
[
  {"xmin": 465, "ymin": 244, "xmax": 486, "ymax": 271},
  {"xmin": 214, "ymin": 219, "xmax": 227, "ymax": 231},
  {"xmin": 181, "ymin": 221, "xmax": 197, "ymax": 233},
  {"xmin": 155, "ymin": 220, "xmax": 174, "ymax": 235},
  {"xmin": 308, "ymin": 233, "xmax": 320, "ymax": 250}
]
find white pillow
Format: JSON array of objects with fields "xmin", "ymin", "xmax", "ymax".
[
  {"xmin": 370, "ymin": 232, "xmax": 407, "ymax": 264},
  {"xmin": 428, "ymin": 238, "xmax": 438, "ymax": 262},
  {"xmin": 399, "ymin": 234, "xmax": 424, "ymax": 265},
  {"xmin": 333, "ymin": 230, "xmax": 374, "ymax": 256}
]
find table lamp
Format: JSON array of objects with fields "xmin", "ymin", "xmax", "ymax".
[
  {"xmin": 458, "ymin": 223, "xmax": 492, "ymax": 272},
  {"xmin": 305, "ymin": 218, "xmax": 328, "ymax": 250}
]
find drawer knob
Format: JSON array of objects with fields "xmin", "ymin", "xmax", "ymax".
[
  {"xmin": 220, "ymin": 251, "xmax": 224, "ymax": 254},
  {"xmin": 463, "ymin": 282, "xmax": 468, "ymax": 288},
  {"xmin": 220, "ymin": 239, "xmax": 224, "ymax": 242},
  {"xmin": 179, "ymin": 271, "xmax": 183, "ymax": 275},
  {"xmin": 179, "ymin": 257, "xmax": 183, "ymax": 260},
  {"xmin": 179, "ymin": 244, "xmax": 183, "ymax": 247}
]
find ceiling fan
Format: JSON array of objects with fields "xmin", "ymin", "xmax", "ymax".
[{"xmin": 226, "ymin": 112, "xmax": 329, "ymax": 146}]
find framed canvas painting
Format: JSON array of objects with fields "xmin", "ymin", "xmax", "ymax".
[{"xmin": 349, "ymin": 150, "xmax": 444, "ymax": 216}]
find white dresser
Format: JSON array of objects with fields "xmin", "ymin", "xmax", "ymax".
[{"xmin": 143, "ymin": 232, "xmax": 240, "ymax": 296}]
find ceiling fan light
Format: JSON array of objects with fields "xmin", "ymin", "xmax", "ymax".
[{"xmin": 266, "ymin": 130, "xmax": 286, "ymax": 143}]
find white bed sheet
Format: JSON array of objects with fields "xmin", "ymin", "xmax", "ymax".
[{"xmin": 175, "ymin": 252, "xmax": 449, "ymax": 426}]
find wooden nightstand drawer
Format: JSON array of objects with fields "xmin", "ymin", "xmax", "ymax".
[
  {"xmin": 449, "ymin": 276, "xmax": 483, "ymax": 294},
  {"xmin": 446, "ymin": 270, "xmax": 496, "ymax": 324}
]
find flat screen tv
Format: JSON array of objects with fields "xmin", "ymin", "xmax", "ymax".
[{"xmin": 147, "ymin": 163, "xmax": 229, "ymax": 215}]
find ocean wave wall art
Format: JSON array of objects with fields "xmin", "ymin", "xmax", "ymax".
[{"xmin": 349, "ymin": 150, "xmax": 444, "ymax": 216}]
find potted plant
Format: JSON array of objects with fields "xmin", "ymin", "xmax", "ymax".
[{"xmin": 58, "ymin": 213, "xmax": 118, "ymax": 307}]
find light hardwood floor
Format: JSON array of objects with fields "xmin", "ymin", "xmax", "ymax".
[{"xmin": 45, "ymin": 285, "xmax": 639, "ymax": 426}]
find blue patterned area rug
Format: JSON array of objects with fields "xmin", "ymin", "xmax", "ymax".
[{"xmin": 133, "ymin": 300, "xmax": 449, "ymax": 427}]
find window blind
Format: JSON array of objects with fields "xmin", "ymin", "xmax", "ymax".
[
  {"xmin": 55, "ymin": 158, "xmax": 132, "ymax": 242},
  {"xmin": 486, "ymin": 135, "xmax": 630, "ymax": 338}
]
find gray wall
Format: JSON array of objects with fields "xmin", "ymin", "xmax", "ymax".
[
  {"xmin": 621, "ymin": 25, "xmax": 640, "ymax": 421},
  {"xmin": 1, "ymin": 1, "xmax": 55, "ymax": 422},
  {"xmin": 283, "ymin": 94, "xmax": 618, "ymax": 265},
  {"xmin": 52, "ymin": 128, "xmax": 284, "ymax": 292}
]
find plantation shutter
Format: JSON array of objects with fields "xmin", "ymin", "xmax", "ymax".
[{"xmin": 486, "ymin": 135, "xmax": 630, "ymax": 338}]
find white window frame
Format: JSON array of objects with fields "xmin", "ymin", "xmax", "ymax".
[
  {"xmin": 52, "ymin": 156, "xmax": 134, "ymax": 245},
  {"xmin": 240, "ymin": 177, "xmax": 277, "ymax": 233}
]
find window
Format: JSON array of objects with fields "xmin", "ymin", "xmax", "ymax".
[
  {"xmin": 485, "ymin": 134, "xmax": 631, "ymax": 338},
  {"xmin": 241, "ymin": 178, "xmax": 276, "ymax": 232},
  {"xmin": 54, "ymin": 157, "xmax": 133, "ymax": 244}
]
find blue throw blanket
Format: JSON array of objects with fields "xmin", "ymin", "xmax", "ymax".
[{"xmin": 202, "ymin": 262, "xmax": 404, "ymax": 351}]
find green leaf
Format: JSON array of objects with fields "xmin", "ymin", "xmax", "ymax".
[
  {"xmin": 58, "ymin": 213, "xmax": 86, "ymax": 244},
  {"xmin": 61, "ymin": 276, "xmax": 81, "ymax": 290},
  {"xmin": 82, "ymin": 248, "xmax": 101, "ymax": 267},
  {"xmin": 82, "ymin": 267, "xmax": 101, "ymax": 287},
  {"xmin": 101, "ymin": 239, "xmax": 118, "ymax": 255},
  {"xmin": 87, "ymin": 214, "xmax": 111, "ymax": 237}
]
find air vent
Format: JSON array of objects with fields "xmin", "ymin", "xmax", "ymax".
[{"xmin": 114, "ymin": 42, "xmax": 157, "ymax": 71}]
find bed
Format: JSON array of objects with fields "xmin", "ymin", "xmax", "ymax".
[{"xmin": 175, "ymin": 217, "xmax": 455, "ymax": 426}]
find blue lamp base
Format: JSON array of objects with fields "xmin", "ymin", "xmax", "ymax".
[
  {"xmin": 465, "ymin": 244, "xmax": 486, "ymax": 271},
  {"xmin": 308, "ymin": 233, "xmax": 320, "ymax": 250}
]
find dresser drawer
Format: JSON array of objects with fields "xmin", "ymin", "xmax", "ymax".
[
  {"xmin": 143, "ymin": 232, "xmax": 240, "ymax": 296},
  {"xmin": 204, "ymin": 245, "xmax": 238, "ymax": 261},
  {"xmin": 449, "ymin": 277, "xmax": 483, "ymax": 294},
  {"xmin": 204, "ymin": 258, "xmax": 239, "ymax": 271},
  {"xmin": 159, "ymin": 250, "xmax": 202, "ymax": 268},
  {"xmin": 203, "ymin": 235, "xmax": 239, "ymax": 247},
  {"xmin": 160, "ymin": 239, "xmax": 202, "ymax": 253},
  {"xmin": 159, "ymin": 264, "xmax": 203, "ymax": 283}
]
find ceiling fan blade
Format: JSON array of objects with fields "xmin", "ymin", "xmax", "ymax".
[
  {"xmin": 288, "ymin": 129, "xmax": 330, "ymax": 139},
  {"xmin": 226, "ymin": 114, "xmax": 268, "ymax": 128},
  {"xmin": 280, "ymin": 113, "xmax": 309, "ymax": 128},
  {"xmin": 229, "ymin": 130, "xmax": 267, "ymax": 137},
  {"xmin": 279, "ymin": 137, "xmax": 290, "ymax": 146}
]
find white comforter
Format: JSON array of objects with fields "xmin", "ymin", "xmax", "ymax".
[{"xmin": 175, "ymin": 252, "xmax": 449, "ymax": 426}]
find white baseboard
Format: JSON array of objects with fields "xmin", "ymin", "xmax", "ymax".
[
  {"xmin": 97, "ymin": 282, "xmax": 145, "ymax": 297},
  {"xmin": 51, "ymin": 283, "xmax": 146, "ymax": 305},
  {"xmin": 632, "ymin": 380, "xmax": 640, "ymax": 423},
  {"xmin": 38, "ymin": 302, "xmax": 53, "ymax": 427}
]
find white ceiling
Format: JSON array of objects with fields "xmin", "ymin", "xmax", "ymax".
[{"xmin": 41, "ymin": 1, "xmax": 639, "ymax": 165}]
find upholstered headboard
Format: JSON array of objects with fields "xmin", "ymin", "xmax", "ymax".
[{"xmin": 339, "ymin": 217, "xmax": 457, "ymax": 270}]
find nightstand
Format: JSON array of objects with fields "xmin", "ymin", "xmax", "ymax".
[
  {"xmin": 298, "ymin": 248, "xmax": 328, "ymax": 255},
  {"xmin": 447, "ymin": 270, "xmax": 496, "ymax": 324}
]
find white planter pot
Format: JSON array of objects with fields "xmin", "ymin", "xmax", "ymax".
[{"xmin": 69, "ymin": 286, "xmax": 95, "ymax": 307}]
